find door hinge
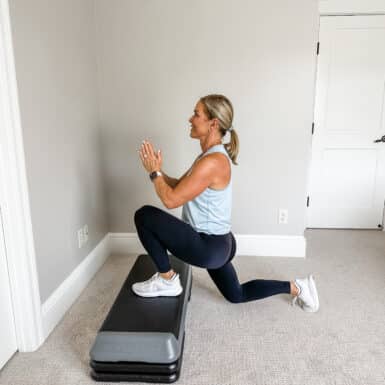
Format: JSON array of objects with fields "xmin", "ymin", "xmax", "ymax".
[
  {"xmin": 312, "ymin": 122, "xmax": 315, "ymax": 135},
  {"xmin": 316, "ymin": 42, "xmax": 320, "ymax": 55},
  {"xmin": 307, "ymin": 196, "xmax": 310, "ymax": 207}
]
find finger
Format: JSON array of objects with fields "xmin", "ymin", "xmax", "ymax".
[
  {"xmin": 140, "ymin": 145, "xmax": 148, "ymax": 159},
  {"xmin": 141, "ymin": 141, "xmax": 148, "ymax": 156},
  {"xmin": 144, "ymin": 140, "xmax": 155, "ymax": 157},
  {"xmin": 139, "ymin": 150, "xmax": 147, "ymax": 162},
  {"xmin": 147, "ymin": 141, "xmax": 156, "ymax": 158}
]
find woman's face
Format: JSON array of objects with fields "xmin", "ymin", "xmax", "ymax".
[{"xmin": 189, "ymin": 101, "xmax": 211, "ymax": 139}]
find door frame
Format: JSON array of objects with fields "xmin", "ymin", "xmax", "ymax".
[
  {"xmin": 0, "ymin": 0, "xmax": 43, "ymax": 351},
  {"xmin": 307, "ymin": 9, "xmax": 385, "ymax": 230}
]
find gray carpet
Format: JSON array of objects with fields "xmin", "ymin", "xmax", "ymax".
[{"xmin": 1, "ymin": 229, "xmax": 384, "ymax": 385}]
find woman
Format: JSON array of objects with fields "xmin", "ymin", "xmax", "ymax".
[{"xmin": 133, "ymin": 94, "xmax": 319, "ymax": 312}]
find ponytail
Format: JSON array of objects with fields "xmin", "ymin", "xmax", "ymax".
[{"xmin": 224, "ymin": 128, "xmax": 239, "ymax": 165}]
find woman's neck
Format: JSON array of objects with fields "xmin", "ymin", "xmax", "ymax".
[{"xmin": 200, "ymin": 139, "xmax": 222, "ymax": 153}]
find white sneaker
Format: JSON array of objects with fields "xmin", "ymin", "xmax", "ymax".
[
  {"xmin": 292, "ymin": 274, "xmax": 319, "ymax": 312},
  {"xmin": 132, "ymin": 272, "xmax": 183, "ymax": 297}
]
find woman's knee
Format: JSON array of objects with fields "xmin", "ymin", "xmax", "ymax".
[
  {"xmin": 223, "ymin": 291, "xmax": 243, "ymax": 304},
  {"xmin": 208, "ymin": 263, "xmax": 243, "ymax": 304},
  {"xmin": 134, "ymin": 205, "xmax": 156, "ymax": 225}
]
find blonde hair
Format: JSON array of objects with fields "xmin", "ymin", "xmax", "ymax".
[{"xmin": 199, "ymin": 94, "xmax": 239, "ymax": 165}]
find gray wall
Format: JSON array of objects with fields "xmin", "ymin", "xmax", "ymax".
[
  {"xmin": 94, "ymin": 0, "xmax": 319, "ymax": 235},
  {"xmin": 8, "ymin": 0, "xmax": 318, "ymax": 303},
  {"xmin": 9, "ymin": 0, "xmax": 108, "ymax": 303}
]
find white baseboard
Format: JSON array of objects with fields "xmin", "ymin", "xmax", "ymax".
[
  {"xmin": 234, "ymin": 234, "xmax": 306, "ymax": 257},
  {"xmin": 41, "ymin": 234, "xmax": 110, "ymax": 339},
  {"xmin": 109, "ymin": 232, "xmax": 306, "ymax": 258},
  {"xmin": 109, "ymin": 233, "xmax": 146, "ymax": 255}
]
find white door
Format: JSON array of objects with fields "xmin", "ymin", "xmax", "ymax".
[
  {"xmin": 0, "ymin": 207, "xmax": 17, "ymax": 369},
  {"xmin": 308, "ymin": 15, "xmax": 385, "ymax": 229}
]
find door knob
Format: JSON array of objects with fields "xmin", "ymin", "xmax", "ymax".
[{"xmin": 374, "ymin": 135, "xmax": 385, "ymax": 143}]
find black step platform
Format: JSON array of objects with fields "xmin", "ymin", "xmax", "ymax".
[{"xmin": 89, "ymin": 254, "xmax": 192, "ymax": 383}]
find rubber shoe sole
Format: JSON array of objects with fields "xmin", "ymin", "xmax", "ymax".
[
  {"xmin": 132, "ymin": 286, "xmax": 183, "ymax": 298},
  {"xmin": 302, "ymin": 275, "xmax": 319, "ymax": 312}
]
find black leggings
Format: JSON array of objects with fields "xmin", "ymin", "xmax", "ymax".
[{"xmin": 134, "ymin": 205, "xmax": 291, "ymax": 303}]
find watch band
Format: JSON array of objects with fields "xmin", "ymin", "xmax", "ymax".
[{"xmin": 149, "ymin": 170, "xmax": 162, "ymax": 181}]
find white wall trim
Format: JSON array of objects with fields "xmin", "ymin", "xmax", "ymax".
[
  {"xmin": 230, "ymin": 234, "xmax": 305, "ymax": 257},
  {"xmin": 41, "ymin": 234, "xmax": 110, "ymax": 340},
  {"xmin": 109, "ymin": 232, "xmax": 306, "ymax": 258},
  {"xmin": 110, "ymin": 233, "xmax": 147, "ymax": 255},
  {"xmin": 319, "ymin": 0, "xmax": 385, "ymax": 15},
  {"xmin": 0, "ymin": 0, "xmax": 44, "ymax": 352}
]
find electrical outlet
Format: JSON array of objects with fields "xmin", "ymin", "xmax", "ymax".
[
  {"xmin": 83, "ymin": 224, "xmax": 89, "ymax": 244},
  {"xmin": 77, "ymin": 228, "xmax": 84, "ymax": 248},
  {"xmin": 278, "ymin": 209, "xmax": 289, "ymax": 224}
]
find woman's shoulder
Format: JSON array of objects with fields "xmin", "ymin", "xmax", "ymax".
[
  {"xmin": 198, "ymin": 152, "xmax": 228, "ymax": 166},
  {"xmin": 192, "ymin": 146, "xmax": 230, "ymax": 173},
  {"xmin": 196, "ymin": 153, "xmax": 230, "ymax": 184}
]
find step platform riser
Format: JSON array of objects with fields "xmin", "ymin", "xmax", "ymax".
[{"xmin": 89, "ymin": 254, "xmax": 192, "ymax": 383}]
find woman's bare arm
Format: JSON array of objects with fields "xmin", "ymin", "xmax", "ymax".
[
  {"xmin": 160, "ymin": 170, "xmax": 179, "ymax": 188},
  {"xmin": 156, "ymin": 156, "xmax": 216, "ymax": 209},
  {"xmin": 161, "ymin": 169, "xmax": 190, "ymax": 188}
]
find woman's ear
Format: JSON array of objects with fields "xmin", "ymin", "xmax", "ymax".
[{"xmin": 210, "ymin": 120, "xmax": 214, "ymax": 130}]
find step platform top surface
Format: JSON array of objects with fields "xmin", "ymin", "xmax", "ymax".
[{"xmin": 99, "ymin": 254, "xmax": 192, "ymax": 337}]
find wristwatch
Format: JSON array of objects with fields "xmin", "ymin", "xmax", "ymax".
[{"xmin": 149, "ymin": 170, "xmax": 162, "ymax": 181}]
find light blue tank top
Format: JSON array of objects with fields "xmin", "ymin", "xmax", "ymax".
[{"xmin": 181, "ymin": 144, "xmax": 232, "ymax": 235}]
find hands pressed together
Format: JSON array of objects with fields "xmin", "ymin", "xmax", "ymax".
[{"xmin": 138, "ymin": 140, "xmax": 162, "ymax": 173}]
